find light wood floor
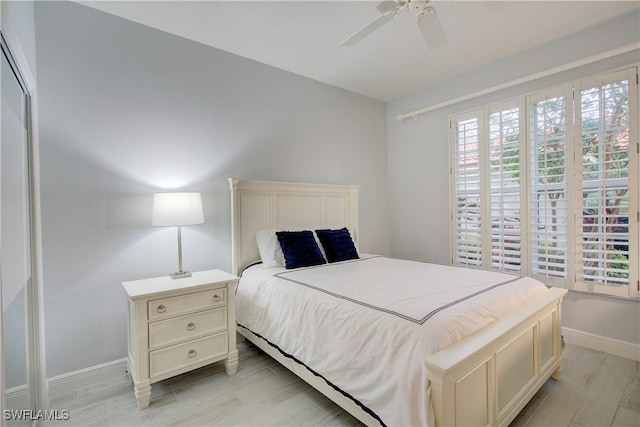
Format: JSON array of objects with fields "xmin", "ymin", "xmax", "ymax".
[{"xmin": 43, "ymin": 342, "xmax": 639, "ymax": 427}]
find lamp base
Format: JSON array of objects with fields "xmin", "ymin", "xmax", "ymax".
[{"xmin": 170, "ymin": 271, "xmax": 192, "ymax": 279}]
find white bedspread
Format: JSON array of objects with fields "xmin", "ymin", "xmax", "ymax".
[{"xmin": 236, "ymin": 256, "xmax": 548, "ymax": 426}]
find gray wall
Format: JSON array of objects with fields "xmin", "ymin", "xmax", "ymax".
[
  {"xmin": 28, "ymin": 1, "xmax": 640, "ymax": 378},
  {"xmin": 387, "ymin": 12, "xmax": 640, "ymax": 345},
  {"xmin": 35, "ymin": 1, "xmax": 389, "ymax": 376}
]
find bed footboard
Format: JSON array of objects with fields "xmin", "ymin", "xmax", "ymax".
[{"xmin": 426, "ymin": 287, "xmax": 567, "ymax": 427}]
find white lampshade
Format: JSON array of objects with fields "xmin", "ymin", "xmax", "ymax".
[{"xmin": 152, "ymin": 192, "xmax": 204, "ymax": 227}]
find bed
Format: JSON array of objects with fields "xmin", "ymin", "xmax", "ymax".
[{"xmin": 229, "ymin": 178, "xmax": 567, "ymax": 427}]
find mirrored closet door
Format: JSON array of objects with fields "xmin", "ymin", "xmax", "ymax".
[{"xmin": 1, "ymin": 34, "xmax": 35, "ymax": 425}]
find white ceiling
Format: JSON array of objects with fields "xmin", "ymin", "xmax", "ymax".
[{"xmin": 77, "ymin": 1, "xmax": 639, "ymax": 102}]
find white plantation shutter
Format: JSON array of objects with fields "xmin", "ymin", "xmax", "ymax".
[
  {"xmin": 528, "ymin": 90, "xmax": 573, "ymax": 283},
  {"xmin": 576, "ymin": 69, "xmax": 638, "ymax": 296},
  {"xmin": 450, "ymin": 67, "xmax": 638, "ymax": 297},
  {"xmin": 452, "ymin": 104, "xmax": 523, "ymax": 271},
  {"xmin": 489, "ymin": 107, "xmax": 523, "ymax": 272},
  {"xmin": 453, "ymin": 115, "xmax": 483, "ymax": 266}
]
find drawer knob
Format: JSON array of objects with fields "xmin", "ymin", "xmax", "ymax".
[
  {"xmin": 187, "ymin": 322, "xmax": 196, "ymax": 331},
  {"xmin": 213, "ymin": 294, "xmax": 222, "ymax": 302},
  {"xmin": 156, "ymin": 305, "xmax": 167, "ymax": 313},
  {"xmin": 188, "ymin": 349, "xmax": 197, "ymax": 358}
]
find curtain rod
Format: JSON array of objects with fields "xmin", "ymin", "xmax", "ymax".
[{"xmin": 397, "ymin": 42, "xmax": 640, "ymax": 121}]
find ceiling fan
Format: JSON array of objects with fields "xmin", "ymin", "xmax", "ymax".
[{"xmin": 340, "ymin": 0, "xmax": 447, "ymax": 50}]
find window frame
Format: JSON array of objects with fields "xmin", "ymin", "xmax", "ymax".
[{"xmin": 449, "ymin": 67, "xmax": 639, "ymax": 299}]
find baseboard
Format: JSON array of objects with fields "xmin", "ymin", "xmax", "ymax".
[
  {"xmin": 5, "ymin": 384, "xmax": 28, "ymax": 409},
  {"xmin": 562, "ymin": 327, "xmax": 640, "ymax": 362},
  {"xmin": 42, "ymin": 328, "xmax": 639, "ymax": 398},
  {"xmin": 47, "ymin": 358, "xmax": 128, "ymax": 397}
]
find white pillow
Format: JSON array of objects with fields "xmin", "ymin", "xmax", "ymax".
[{"xmin": 255, "ymin": 230, "xmax": 285, "ymax": 267}]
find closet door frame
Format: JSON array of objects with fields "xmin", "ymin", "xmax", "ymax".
[{"xmin": 0, "ymin": 3, "xmax": 48, "ymax": 415}]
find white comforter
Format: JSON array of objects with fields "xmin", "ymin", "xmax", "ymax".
[{"xmin": 236, "ymin": 256, "xmax": 548, "ymax": 426}]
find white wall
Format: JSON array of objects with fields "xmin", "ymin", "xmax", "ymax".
[
  {"xmin": 387, "ymin": 12, "xmax": 640, "ymax": 346},
  {"xmin": 35, "ymin": 1, "xmax": 389, "ymax": 377}
]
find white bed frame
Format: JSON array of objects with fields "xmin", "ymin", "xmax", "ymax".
[{"xmin": 229, "ymin": 178, "xmax": 567, "ymax": 427}]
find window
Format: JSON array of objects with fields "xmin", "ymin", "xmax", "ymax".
[
  {"xmin": 489, "ymin": 105, "xmax": 523, "ymax": 272},
  {"xmin": 451, "ymin": 68, "xmax": 638, "ymax": 298},
  {"xmin": 576, "ymin": 71, "xmax": 636, "ymax": 295},
  {"xmin": 529, "ymin": 88, "xmax": 573, "ymax": 286},
  {"xmin": 453, "ymin": 113, "xmax": 482, "ymax": 267}
]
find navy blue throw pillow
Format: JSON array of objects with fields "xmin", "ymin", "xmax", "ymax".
[
  {"xmin": 276, "ymin": 231, "xmax": 326, "ymax": 269},
  {"xmin": 315, "ymin": 228, "xmax": 359, "ymax": 263}
]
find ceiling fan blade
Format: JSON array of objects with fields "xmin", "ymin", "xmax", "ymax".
[
  {"xmin": 417, "ymin": 6, "xmax": 447, "ymax": 50},
  {"xmin": 340, "ymin": 12, "xmax": 395, "ymax": 46},
  {"xmin": 376, "ymin": 1, "xmax": 399, "ymax": 14}
]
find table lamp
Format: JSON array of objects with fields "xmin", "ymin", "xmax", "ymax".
[{"xmin": 152, "ymin": 192, "xmax": 204, "ymax": 279}]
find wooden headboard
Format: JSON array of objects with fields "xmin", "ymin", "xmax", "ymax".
[{"xmin": 228, "ymin": 179, "xmax": 359, "ymax": 276}]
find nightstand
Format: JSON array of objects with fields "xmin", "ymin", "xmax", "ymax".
[{"xmin": 122, "ymin": 269, "xmax": 239, "ymax": 409}]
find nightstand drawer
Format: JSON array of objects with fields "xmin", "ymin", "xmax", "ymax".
[
  {"xmin": 149, "ymin": 332, "xmax": 228, "ymax": 380},
  {"xmin": 149, "ymin": 307, "xmax": 227, "ymax": 349},
  {"xmin": 148, "ymin": 288, "xmax": 227, "ymax": 321}
]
